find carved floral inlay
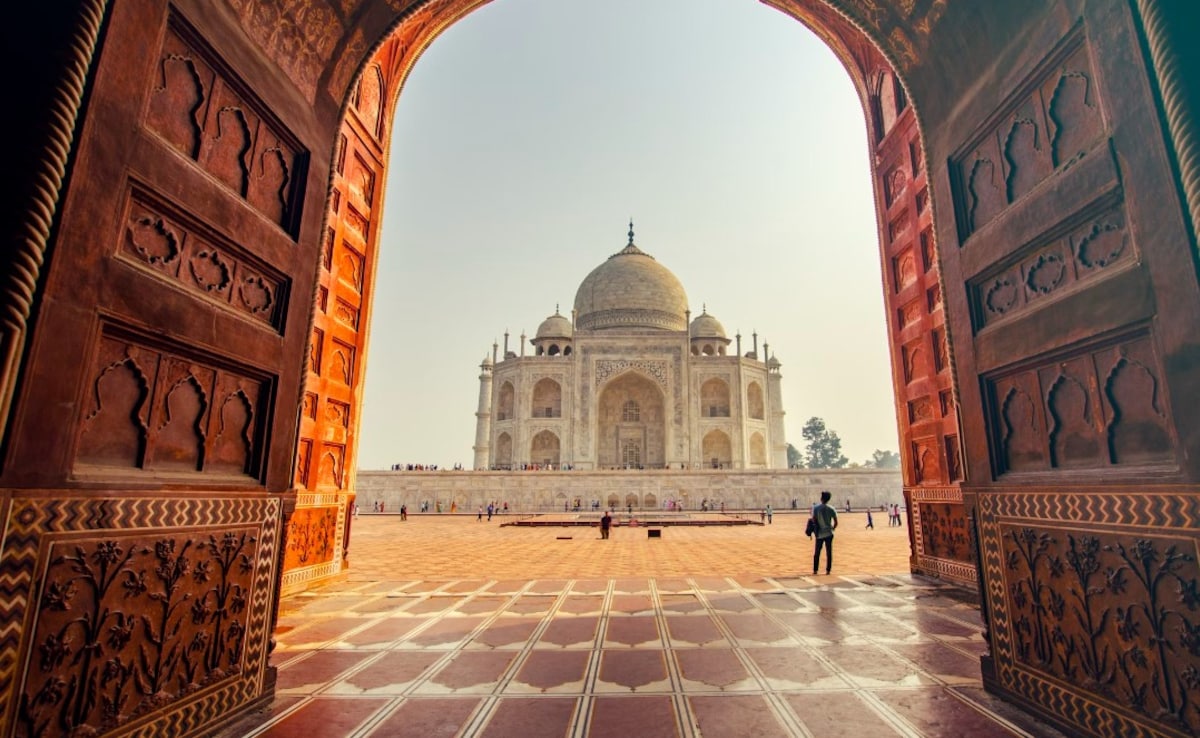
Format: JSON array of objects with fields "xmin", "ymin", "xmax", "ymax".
[
  {"xmin": 986, "ymin": 278, "xmax": 1018, "ymax": 314},
  {"xmin": 19, "ymin": 531, "xmax": 258, "ymax": 735},
  {"xmin": 1001, "ymin": 526, "xmax": 1200, "ymax": 735},
  {"xmin": 595, "ymin": 359, "xmax": 668, "ymax": 390}
]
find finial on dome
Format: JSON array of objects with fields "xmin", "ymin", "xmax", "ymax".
[
  {"xmin": 555, "ymin": 303, "xmax": 560, "ymax": 315},
  {"xmin": 702, "ymin": 303, "xmax": 707, "ymax": 314},
  {"xmin": 628, "ymin": 219, "xmax": 635, "ymax": 245}
]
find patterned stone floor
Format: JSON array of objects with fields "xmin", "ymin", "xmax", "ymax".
[{"xmin": 221, "ymin": 513, "xmax": 1067, "ymax": 738}]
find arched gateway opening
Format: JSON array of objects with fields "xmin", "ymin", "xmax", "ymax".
[{"xmin": 5, "ymin": 3, "xmax": 1199, "ymax": 737}]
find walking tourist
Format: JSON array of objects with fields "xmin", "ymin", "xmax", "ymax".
[
  {"xmin": 811, "ymin": 490, "xmax": 838, "ymax": 575},
  {"xmin": 866, "ymin": 509, "xmax": 874, "ymax": 529},
  {"xmin": 600, "ymin": 510, "xmax": 612, "ymax": 540},
  {"xmin": 400, "ymin": 504, "xmax": 407, "ymax": 521},
  {"xmin": 766, "ymin": 504, "xmax": 773, "ymax": 524}
]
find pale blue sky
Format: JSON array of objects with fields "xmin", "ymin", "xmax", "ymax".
[{"xmin": 358, "ymin": 0, "xmax": 899, "ymax": 469}]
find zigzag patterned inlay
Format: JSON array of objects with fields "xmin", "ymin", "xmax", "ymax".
[
  {"xmin": 1005, "ymin": 668, "xmax": 1158, "ymax": 738},
  {"xmin": 978, "ymin": 511, "xmax": 1012, "ymax": 663},
  {"xmin": 989, "ymin": 491, "xmax": 1199, "ymax": 528}
]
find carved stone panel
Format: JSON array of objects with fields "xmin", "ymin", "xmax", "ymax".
[
  {"xmin": 76, "ymin": 330, "xmax": 268, "ymax": 481},
  {"xmin": 979, "ymin": 491, "xmax": 1200, "ymax": 738},
  {"xmin": 986, "ymin": 333, "xmax": 1174, "ymax": 476},
  {"xmin": 971, "ymin": 203, "xmax": 1131, "ymax": 329},
  {"xmin": 3, "ymin": 495, "xmax": 279, "ymax": 738},
  {"xmin": 917, "ymin": 502, "xmax": 970, "ymax": 560},
  {"xmin": 121, "ymin": 191, "xmax": 289, "ymax": 331},
  {"xmin": 146, "ymin": 17, "xmax": 306, "ymax": 235},
  {"xmin": 953, "ymin": 35, "xmax": 1105, "ymax": 240},
  {"xmin": 284, "ymin": 506, "xmax": 338, "ymax": 570}
]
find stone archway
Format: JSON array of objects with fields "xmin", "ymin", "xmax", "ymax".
[
  {"xmin": 597, "ymin": 371, "xmax": 666, "ymax": 469},
  {"xmin": 4, "ymin": 2, "xmax": 1200, "ymax": 737}
]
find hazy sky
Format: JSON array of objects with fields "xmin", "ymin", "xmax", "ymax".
[{"xmin": 358, "ymin": 0, "xmax": 899, "ymax": 469}]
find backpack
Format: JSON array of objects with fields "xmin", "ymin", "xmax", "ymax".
[{"xmin": 805, "ymin": 516, "xmax": 816, "ymax": 537}]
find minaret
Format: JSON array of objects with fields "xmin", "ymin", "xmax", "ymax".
[
  {"xmin": 473, "ymin": 355, "xmax": 494, "ymax": 470},
  {"xmin": 766, "ymin": 354, "xmax": 788, "ymax": 468}
]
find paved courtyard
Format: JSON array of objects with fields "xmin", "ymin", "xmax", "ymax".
[{"xmin": 222, "ymin": 512, "xmax": 1066, "ymax": 738}]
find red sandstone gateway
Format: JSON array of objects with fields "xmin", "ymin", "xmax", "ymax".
[{"xmin": 3, "ymin": 2, "xmax": 1198, "ymax": 736}]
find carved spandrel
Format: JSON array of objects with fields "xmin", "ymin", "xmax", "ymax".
[
  {"xmin": 893, "ymin": 247, "xmax": 917, "ymax": 292},
  {"xmin": 227, "ymin": 0, "xmax": 340, "ymax": 103},
  {"xmin": 318, "ymin": 444, "xmax": 345, "ymax": 489},
  {"xmin": 355, "ymin": 65, "xmax": 384, "ymax": 138}
]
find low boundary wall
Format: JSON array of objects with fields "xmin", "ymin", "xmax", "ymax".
[{"xmin": 355, "ymin": 468, "xmax": 903, "ymax": 513}]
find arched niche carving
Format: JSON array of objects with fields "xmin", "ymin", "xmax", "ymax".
[
  {"xmin": 702, "ymin": 430, "xmax": 732, "ymax": 469},
  {"xmin": 531, "ymin": 378, "xmax": 562, "ymax": 418},
  {"xmin": 747, "ymin": 382, "xmax": 765, "ymax": 420},
  {"xmin": 700, "ymin": 378, "xmax": 730, "ymax": 417},
  {"xmin": 497, "ymin": 381, "xmax": 514, "ymax": 421}
]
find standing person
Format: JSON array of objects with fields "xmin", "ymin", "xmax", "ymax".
[
  {"xmin": 477, "ymin": 506, "xmax": 483, "ymax": 521},
  {"xmin": 811, "ymin": 490, "xmax": 838, "ymax": 575},
  {"xmin": 866, "ymin": 508, "xmax": 874, "ymax": 529},
  {"xmin": 400, "ymin": 504, "xmax": 407, "ymax": 521},
  {"xmin": 600, "ymin": 510, "xmax": 612, "ymax": 540},
  {"xmin": 766, "ymin": 504, "xmax": 773, "ymax": 524},
  {"xmin": 487, "ymin": 502, "xmax": 494, "ymax": 521}
]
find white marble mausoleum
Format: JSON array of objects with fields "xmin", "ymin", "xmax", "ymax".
[{"xmin": 473, "ymin": 224, "xmax": 788, "ymax": 471}]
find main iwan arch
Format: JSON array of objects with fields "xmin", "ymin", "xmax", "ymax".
[{"xmin": 3, "ymin": 2, "xmax": 1199, "ymax": 737}]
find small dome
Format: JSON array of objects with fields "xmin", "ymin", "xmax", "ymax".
[
  {"xmin": 481, "ymin": 354, "xmax": 493, "ymax": 367},
  {"xmin": 536, "ymin": 310, "xmax": 573, "ymax": 340},
  {"xmin": 767, "ymin": 356, "xmax": 782, "ymax": 369},
  {"xmin": 573, "ymin": 224, "xmax": 688, "ymax": 331},
  {"xmin": 690, "ymin": 308, "xmax": 726, "ymax": 339}
]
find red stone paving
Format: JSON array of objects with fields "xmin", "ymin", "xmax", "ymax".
[
  {"xmin": 596, "ymin": 649, "xmax": 669, "ymax": 691},
  {"xmin": 675, "ymin": 648, "xmax": 754, "ymax": 690},
  {"xmin": 478, "ymin": 697, "xmax": 577, "ymax": 738},
  {"xmin": 339, "ymin": 651, "xmax": 443, "ymax": 692},
  {"xmin": 276, "ymin": 651, "xmax": 375, "ymax": 692},
  {"xmin": 538, "ymin": 617, "xmax": 599, "ymax": 648},
  {"xmin": 588, "ymin": 695, "xmax": 679, "ymax": 738},
  {"xmin": 221, "ymin": 515, "xmax": 1071, "ymax": 738},
  {"xmin": 364, "ymin": 696, "xmax": 481, "ymax": 737},
  {"xmin": 689, "ymin": 695, "xmax": 793, "ymax": 737},
  {"xmin": 512, "ymin": 650, "xmax": 590, "ymax": 692},
  {"xmin": 427, "ymin": 651, "xmax": 517, "ymax": 692},
  {"xmin": 258, "ymin": 696, "xmax": 389, "ymax": 737},
  {"xmin": 664, "ymin": 614, "xmax": 724, "ymax": 646},
  {"xmin": 602, "ymin": 616, "xmax": 659, "ymax": 647}
]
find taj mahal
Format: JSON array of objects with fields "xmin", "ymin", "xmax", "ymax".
[{"xmin": 472, "ymin": 223, "xmax": 788, "ymax": 471}]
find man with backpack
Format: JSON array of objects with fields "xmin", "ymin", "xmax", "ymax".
[{"xmin": 809, "ymin": 490, "xmax": 838, "ymax": 575}]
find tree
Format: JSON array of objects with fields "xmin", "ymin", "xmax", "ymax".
[
  {"xmin": 801, "ymin": 417, "xmax": 849, "ymax": 469},
  {"xmin": 866, "ymin": 449, "xmax": 901, "ymax": 469},
  {"xmin": 786, "ymin": 443, "xmax": 803, "ymax": 468}
]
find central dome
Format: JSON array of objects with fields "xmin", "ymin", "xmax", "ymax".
[{"xmin": 573, "ymin": 228, "xmax": 688, "ymax": 331}]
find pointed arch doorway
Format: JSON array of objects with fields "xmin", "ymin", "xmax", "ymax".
[{"xmin": 4, "ymin": 2, "xmax": 1200, "ymax": 737}]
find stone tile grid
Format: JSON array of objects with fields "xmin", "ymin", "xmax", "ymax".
[{"xmin": 224, "ymin": 516, "xmax": 1066, "ymax": 738}]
